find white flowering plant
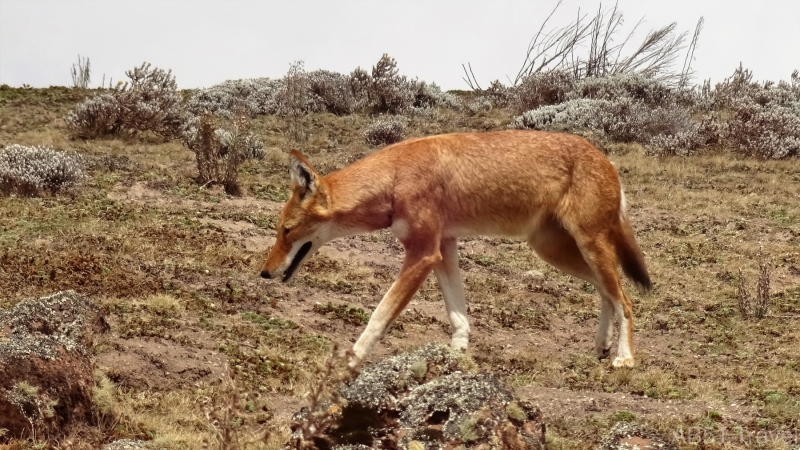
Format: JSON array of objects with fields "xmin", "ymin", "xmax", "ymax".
[{"xmin": 0, "ymin": 145, "xmax": 86, "ymax": 196}]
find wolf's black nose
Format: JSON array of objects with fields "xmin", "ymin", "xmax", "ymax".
[{"xmin": 260, "ymin": 270, "xmax": 272, "ymax": 279}]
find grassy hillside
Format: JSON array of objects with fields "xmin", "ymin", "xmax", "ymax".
[{"xmin": 1, "ymin": 86, "xmax": 799, "ymax": 449}]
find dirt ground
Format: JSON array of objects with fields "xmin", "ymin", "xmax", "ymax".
[{"xmin": 1, "ymin": 88, "xmax": 799, "ymax": 449}]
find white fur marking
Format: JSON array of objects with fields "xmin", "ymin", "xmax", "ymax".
[
  {"xmin": 390, "ymin": 219, "xmax": 409, "ymax": 241},
  {"xmin": 434, "ymin": 240, "xmax": 470, "ymax": 351},
  {"xmin": 612, "ymin": 301, "xmax": 634, "ymax": 368},
  {"xmin": 436, "ymin": 268, "xmax": 470, "ymax": 350},
  {"xmin": 595, "ymin": 297, "xmax": 614, "ymax": 358},
  {"xmin": 353, "ymin": 282, "xmax": 400, "ymax": 360}
]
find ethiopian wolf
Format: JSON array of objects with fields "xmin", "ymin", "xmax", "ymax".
[{"xmin": 259, "ymin": 130, "xmax": 652, "ymax": 368}]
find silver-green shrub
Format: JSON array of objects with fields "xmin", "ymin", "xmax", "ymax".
[
  {"xmin": 413, "ymin": 81, "xmax": 462, "ymax": 110},
  {"xmin": 727, "ymin": 98, "xmax": 800, "ymax": 159},
  {"xmin": 511, "ymin": 70, "xmax": 574, "ymax": 112},
  {"xmin": 364, "ymin": 116, "xmax": 405, "ymax": 146},
  {"xmin": 64, "ymin": 93, "xmax": 123, "ymax": 137},
  {"xmin": 646, "ymin": 115, "xmax": 722, "ymax": 156},
  {"xmin": 709, "ymin": 66, "xmax": 800, "ymax": 158},
  {"xmin": 308, "ymin": 69, "xmax": 364, "ymax": 115},
  {"xmin": 184, "ymin": 56, "xmax": 460, "ymax": 119},
  {"xmin": 510, "ymin": 73, "xmax": 711, "ymax": 152},
  {"xmin": 368, "ymin": 54, "xmax": 415, "ymax": 114},
  {"xmin": 567, "ymin": 73, "xmax": 678, "ymax": 107},
  {"xmin": 186, "ymin": 78, "xmax": 283, "ymax": 118},
  {"xmin": 181, "ymin": 111, "xmax": 263, "ymax": 195},
  {"xmin": 0, "ymin": 145, "xmax": 86, "ymax": 195},
  {"xmin": 65, "ymin": 62, "xmax": 184, "ymax": 139}
]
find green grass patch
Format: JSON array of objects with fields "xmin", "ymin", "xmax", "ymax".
[
  {"xmin": 312, "ymin": 301, "xmax": 369, "ymax": 325},
  {"xmin": 241, "ymin": 311, "xmax": 298, "ymax": 330}
]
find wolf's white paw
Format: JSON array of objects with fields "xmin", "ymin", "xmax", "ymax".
[{"xmin": 612, "ymin": 356, "xmax": 635, "ymax": 368}]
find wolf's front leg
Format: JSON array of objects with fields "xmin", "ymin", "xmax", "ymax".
[
  {"xmin": 433, "ymin": 238, "xmax": 470, "ymax": 351},
  {"xmin": 350, "ymin": 246, "xmax": 443, "ymax": 366}
]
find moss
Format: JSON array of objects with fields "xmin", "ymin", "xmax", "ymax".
[
  {"xmin": 458, "ymin": 417, "xmax": 479, "ymax": 443},
  {"xmin": 610, "ymin": 410, "xmax": 636, "ymax": 423},
  {"xmin": 13, "ymin": 381, "xmax": 39, "ymax": 398},
  {"xmin": 312, "ymin": 301, "xmax": 369, "ymax": 325},
  {"xmin": 241, "ymin": 311, "xmax": 297, "ymax": 330},
  {"xmin": 505, "ymin": 401, "xmax": 527, "ymax": 422},
  {"xmin": 409, "ymin": 359, "xmax": 428, "ymax": 382}
]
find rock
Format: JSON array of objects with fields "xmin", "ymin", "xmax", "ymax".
[
  {"xmin": 289, "ymin": 344, "xmax": 545, "ymax": 449},
  {"xmin": 0, "ymin": 290, "xmax": 107, "ymax": 440},
  {"xmin": 651, "ymin": 314, "xmax": 670, "ymax": 331},
  {"xmin": 597, "ymin": 422, "xmax": 677, "ymax": 450},
  {"xmin": 523, "ymin": 270, "xmax": 544, "ymax": 281},
  {"xmin": 103, "ymin": 439, "xmax": 150, "ymax": 450},
  {"xmin": 338, "ymin": 343, "xmax": 464, "ymax": 412}
]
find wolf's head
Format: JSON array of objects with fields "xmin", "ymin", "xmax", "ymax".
[{"xmin": 260, "ymin": 151, "xmax": 334, "ymax": 282}]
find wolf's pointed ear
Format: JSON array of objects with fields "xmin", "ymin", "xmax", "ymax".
[{"xmin": 289, "ymin": 150, "xmax": 319, "ymax": 197}]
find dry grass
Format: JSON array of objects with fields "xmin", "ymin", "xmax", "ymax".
[{"xmin": 2, "ymin": 87, "xmax": 800, "ymax": 449}]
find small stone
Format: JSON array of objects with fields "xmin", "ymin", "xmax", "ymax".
[{"xmin": 408, "ymin": 441, "xmax": 425, "ymax": 450}]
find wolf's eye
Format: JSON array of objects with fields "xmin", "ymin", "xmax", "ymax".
[{"xmin": 282, "ymin": 226, "xmax": 291, "ymax": 236}]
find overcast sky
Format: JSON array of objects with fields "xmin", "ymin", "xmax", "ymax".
[{"xmin": 1, "ymin": 0, "xmax": 798, "ymax": 90}]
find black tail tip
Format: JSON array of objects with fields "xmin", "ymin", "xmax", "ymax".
[
  {"xmin": 633, "ymin": 273, "xmax": 653, "ymax": 292},
  {"xmin": 622, "ymin": 261, "xmax": 653, "ymax": 292}
]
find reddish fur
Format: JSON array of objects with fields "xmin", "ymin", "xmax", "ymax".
[{"xmin": 261, "ymin": 130, "xmax": 651, "ymax": 367}]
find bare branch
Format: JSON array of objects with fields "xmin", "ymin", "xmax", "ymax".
[
  {"xmin": 71, "ymin": 55, "xmax": 91, "ymax": 89},
  {"xmin": 462, "ymin": 63, "xmax": 483, "ymax": 91},
  {"xmin": 613, "ymin": 23, "xmax": 688, "ymax": 83},
  {"xmin": 514, "ymin": 0, "xmax": 564, "ymax": 85},
  {"xmin": 679, "ymin": 17, "xmax": 704, "ymax": 88},
  {"xmin": 485, "ymin": 1, "xmax": 701, "ymax": 86},
  {"xmin": 519, "ymin": 11, "xmax": 594, "ymax": 82}
]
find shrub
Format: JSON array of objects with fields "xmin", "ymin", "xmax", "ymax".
[
  {"xmin": 510, "ymin": 72, "xmax": 709, "ymax": 150},
  {"xmin": 350, "ymin": 67, "xmax": 371, "ymax": 106},
  {"xmin": 364, "ymin": 116, "xmax": 405, "ymax": 146},
  {"xmin": 511, "ymin": 70, "xmax": 574, "ymax": 112},
  {"xmin": 366, "ymin": 53, "xmax": 431, "ymax": 115},
  {"xmin": 509, "ymin": 98, "xmax": 611, "ymax": 133},
  {"xmin": 412, "ymin": 81, "xmax": 462, "ymax": 110},
  {"xmin": 369, "ymin": 54, "xmax": 412, "ymax": 114},
  {"xmin": 181, "ymin": 110, "xmax": 263, "ymax": 195},
  {"xmin": 64, "ymin": 93, "xmax": 123, "ymax": 137},
  {"xmin": 0, "ymin": 144, "xmax": 86, "ymax": 196},
  {"xmin": 726, "ymin": 99, "xmax": 800, "ymax": 159},
  {"xmin": 510, "ymin": 96, "xmax": 698, "ymax": 146},
  {"xmin": 464, "ymin": 95, "xmax": 496, "ymax": 114},
  {"xmin": 644, "ymin": 67, "xmax": 800, "ymax": 157},
  {"xmin": 710, "ymin": 66, "xmax": 800, "ymax": 159},
  {"xmin": 185, "ymin": 78, "xmax": 283, "ymax": 118},
  {"xmin": 65, "ymin": 62, "xmax": 184, "ymax": 139},
  {"xmin": 187, "ymin": 56, "xmax": 459, "ymax": 119},
  {"xmin": 281, "ymin": 61, "xmax": 314, "ymax": 143},
  {"xmin": 567, "ymin": 73, "xmax": 679, "ymax": 107},
  {"xmin": 308, "ymin": 69, "xmax": 363, "ymax": 115},
  {"xmin": 645, "ymin": 115, "xmax": 722, "ymax": 156}
]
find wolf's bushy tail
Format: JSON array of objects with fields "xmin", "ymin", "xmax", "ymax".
[{"xmin": 615, "ymin": 214, "xmax": 652, "ymax": 291}]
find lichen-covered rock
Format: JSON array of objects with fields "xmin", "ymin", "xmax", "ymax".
[
  {"xmin": 289, "ymin": 344, "xmax": 544, "ymax": 450},
  {"xmin": 103, "ymin": 439, "xmax": 150, "ymax": 450},
  {"xmin": 339, "ymin": 343, "xmax": 465, "ymax": 412},
  {"xmin": 597, "ymin": 422, "xmax": 677, "ymax": 450},
  {"xmin": 0, "ymin": 290, "xmax": 107, "ymax": 440},
  {"xmin": 398, "ymin": 372, "xmax": 514, "ymax": 442}
]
